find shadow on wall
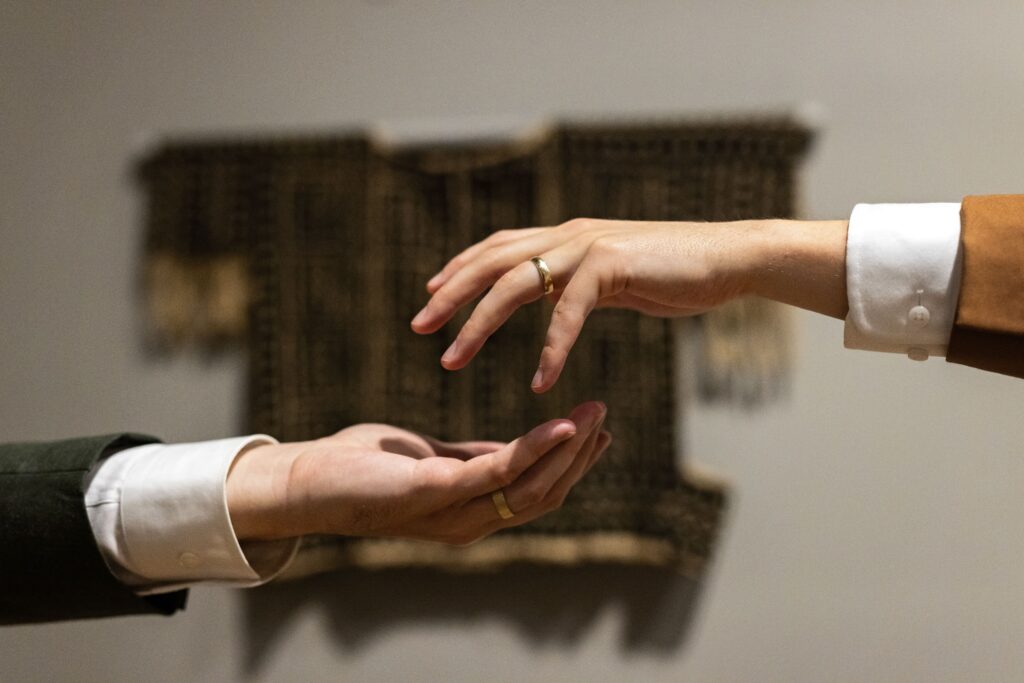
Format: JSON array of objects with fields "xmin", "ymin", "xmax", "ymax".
[{"xmin": 242, "ymin": 565, "xmax": 707, "ymax": 674}]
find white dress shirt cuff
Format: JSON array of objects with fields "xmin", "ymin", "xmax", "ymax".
[
  {"xmin": 844, "ymin": 202, "xmax": 963, "ymax": 360},
  {"xmin": 87, "ymin": 436, "xmax": 299, "ymax": 595}
]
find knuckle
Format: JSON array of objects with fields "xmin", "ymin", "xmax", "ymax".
[
  {"xmin": 477, "ymin": 252, "xmax": 517, "ymax": 282},
  {"xmin": 449, "ymin": 248, "xmax": 476, "ymax": 267},
  {"xmin": 513, "ymin": 260, "xmax": 539, "ymax": 280},
  {"xmin": 429, "ymin": 290, "xmax": 455, "ymax": 312},
  {"xmin": 562, "ymin": 217, "xmax": 596, "ymax": 232},
  {"xmin": 494, "ymin": 266, "xmax": 521, "ymax": 290},
  {"xmin": 540, "ymin": 341, "xmax": 562, "ymax": 363},
  {"xmin": 537, "ymin": 494, "xmax": 564, "ymax": 514},
  {"xmin": 520, "ymin": 484, "xmax": 547, "ymax": 508},
  {"xmin": 588, "ymin": 235, "xmax": 619, "ymax": 258},
  {"xmin": 456, "ymin": 319, "xmax": 478, "ymax": 340},
  {"xmin": 475, "ymin": 250, "xmax": 501, "ymax": 271},
  {"xmin": 550, "ymin": 304, "xmax": 581, "ymax": 327},
  {"xmin": 550, "ymin": 303, "xmax": 571, "ymax": 319},
  {"xmin": 492, "ymin": 460, "xmax": 517, "ymax": 488}
]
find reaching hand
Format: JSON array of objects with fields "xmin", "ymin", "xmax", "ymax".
[
  {"xmin": 226, "ymin": 401, "xmax": 610, "ymax": 545},
  {"xmin": 411, "ymin": 218, "xmax": 847, "ymax": 392}
]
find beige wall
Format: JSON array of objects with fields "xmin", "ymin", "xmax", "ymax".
[{"xmin": 3, "ymin": 2, "xmax": 1024, "ymax": 681}]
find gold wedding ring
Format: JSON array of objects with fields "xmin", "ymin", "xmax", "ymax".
[
  {"xmin": 491, "ymin": 489, "xmax": 515, "ymax": 520},
  {"xmin": 530, "ymin": 256, "xmax": 554, "ymax": 295}
]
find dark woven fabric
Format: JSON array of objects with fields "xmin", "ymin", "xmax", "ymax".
[{"xmin": 138, "ymin": 119, "xmax": 812, "ymax": 576}]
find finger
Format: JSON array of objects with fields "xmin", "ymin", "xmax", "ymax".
[
  {"xmin": 433, "ymin": 428, "xmax": 612, "ymax": 545},
  {"xmin": 438, "ymin": 260, "xmax": 545, "ymax": 369},
  {"xmin": 426, "ymin": 227, "xmax": 547, "ymax": 294},
  {"xmin": 425, "ymin": 491, "xmax": 555, "ymax": 545},
  {"xmin": 500, "ymin": 401, "xmax": 605, "ymax": 512},
  {"xmin": 427, "ymin": 228, "xmax": 548, "ymax": 294},
  {"xmin": 547, "ymin": 427, "xmax": 609, "ymax": 505},
  {"xmin": 440, "ymin": 240, "xmax": 592, "ymax": 370},
  {"xmin": 543, "ymin": 413, "xmax": 604, "ymax": 499},
  {"xmin": 488, "ymin": 430, "xmax": 611, "ymax": 536},
  {"xmin": 448, "ymin": 415, "xmax": 577, "ymax": 499},
  {"xmin": 550, "ymin": 413, "xmax": 604, "ymax": 495},
  {"xmin": 456, "ymin": 494, "xmax": 557, "ymax": 540},
  {"xmin": 455, "ymin": 428, "xmax": 605, "ymax": 540},
  {"xmin": 531, "ymin": 264, "xmax": 604, "ymax": 393},
  {"xmin": 411, "ymin": 229, "xmax": 569, "ymax": 334},
  {"xmin": 447, "ymin": 401, "xmax": 602, "ymax": 520}
]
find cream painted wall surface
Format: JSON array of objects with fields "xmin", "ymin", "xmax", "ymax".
[{"xmin": 3, "ymin": 2, "xmax": 1024, "ymax": 681}]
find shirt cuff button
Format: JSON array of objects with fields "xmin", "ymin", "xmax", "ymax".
[
  {"xmin": 908, "ymin": 305, "xmax": 931, "ymax": 327},
  {"xmin": 908, "ymin": 347, "xmax": 929, "ymax": 361}
]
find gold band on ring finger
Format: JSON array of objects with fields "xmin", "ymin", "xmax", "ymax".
[
  {"xmin": 530, "ymin": 256, "xmax": 554, "ymax": 295},
  {"xmin": 491, "ymin": 489, "xmax": 515, "ymax": 520}
]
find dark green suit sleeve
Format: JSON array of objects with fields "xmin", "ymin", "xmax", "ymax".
[{"xmin": 0, "ymin": 434, "xmax": 188, "ymax": 624}]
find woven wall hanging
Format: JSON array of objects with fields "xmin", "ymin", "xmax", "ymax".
[{"xmin": 138, "ymin": 118, "xmax": 812, "ymax": 579}]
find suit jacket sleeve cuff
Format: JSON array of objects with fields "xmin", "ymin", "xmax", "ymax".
[
  {"xmin": 91, "ymin": 436, "xmax": 299, "ymax": 594},
  {"xmin": 2, "ymin": 433, "xmax": 187, "ymax": 623},
  {"xmin": 843, "ymin": 202, "xmax": 963, "ymax": 360},
  {"xmin": 946, "ymin": 194, "xmax": 1024, "ymax": 378}
]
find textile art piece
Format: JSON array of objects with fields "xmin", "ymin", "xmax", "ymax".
[{"xmin": 138, "ymin": 118, "xmax": 812, "ymax": 578}]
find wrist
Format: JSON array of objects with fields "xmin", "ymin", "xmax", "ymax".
[
  {"xmin": 226, "ymin": 441, "xmax": 305, "ymax": 541},
  {"xmin": 730, "ymin": 219, "xmax": 791, "ymax": 296},
  {"xmin": 749, "ymin": 218, "xmax": 850, "ymax": 319}
]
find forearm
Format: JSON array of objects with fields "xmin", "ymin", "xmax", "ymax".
[{"xmin": 749, "ymin": 219, "xmax": 850, "ymax": 320}]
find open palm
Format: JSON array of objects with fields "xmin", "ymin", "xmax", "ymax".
[{"xmin": 276, "ymin": 403, "xmax": 610, "ymax": 545}]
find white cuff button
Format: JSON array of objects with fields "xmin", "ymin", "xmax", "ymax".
[
  {"xmin": 178, "ymin": 552, "xmax": 202, "ymax": 569},
  {"xmin": 908, "ymin": 347, "xmax": 929, "ymax": 361},
  {"xmin": 908, "ymin": 305, "xmax": 931, "ymax": 327}
]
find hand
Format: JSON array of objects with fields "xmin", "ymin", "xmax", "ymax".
[
  {"xmin": 411, "ymin": 218, "xmax": 848, "ymax": 392},
  {"xmin": 226, "ymin": 401, "xmax": 610, "ymax": 545}
]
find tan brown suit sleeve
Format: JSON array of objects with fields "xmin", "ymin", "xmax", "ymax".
[{"xmin": 946, "ymin": 195, "xmax": 1024, "ymax": 378}]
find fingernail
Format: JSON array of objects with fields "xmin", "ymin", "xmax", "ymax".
[
  {"xmin": 411, "ymin": 308, "xmax": 430, "ymax": 328},
  {"xmin": 531, "ymin": 367, "xmax": 544, "ymax": 389},
  {"xmin": 441, "ymin": 340, "xmax": 459, "ymax": 365},
  {"xmin": 552, "ymin": 421, "xmax": 577, "ymax": 440}
]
